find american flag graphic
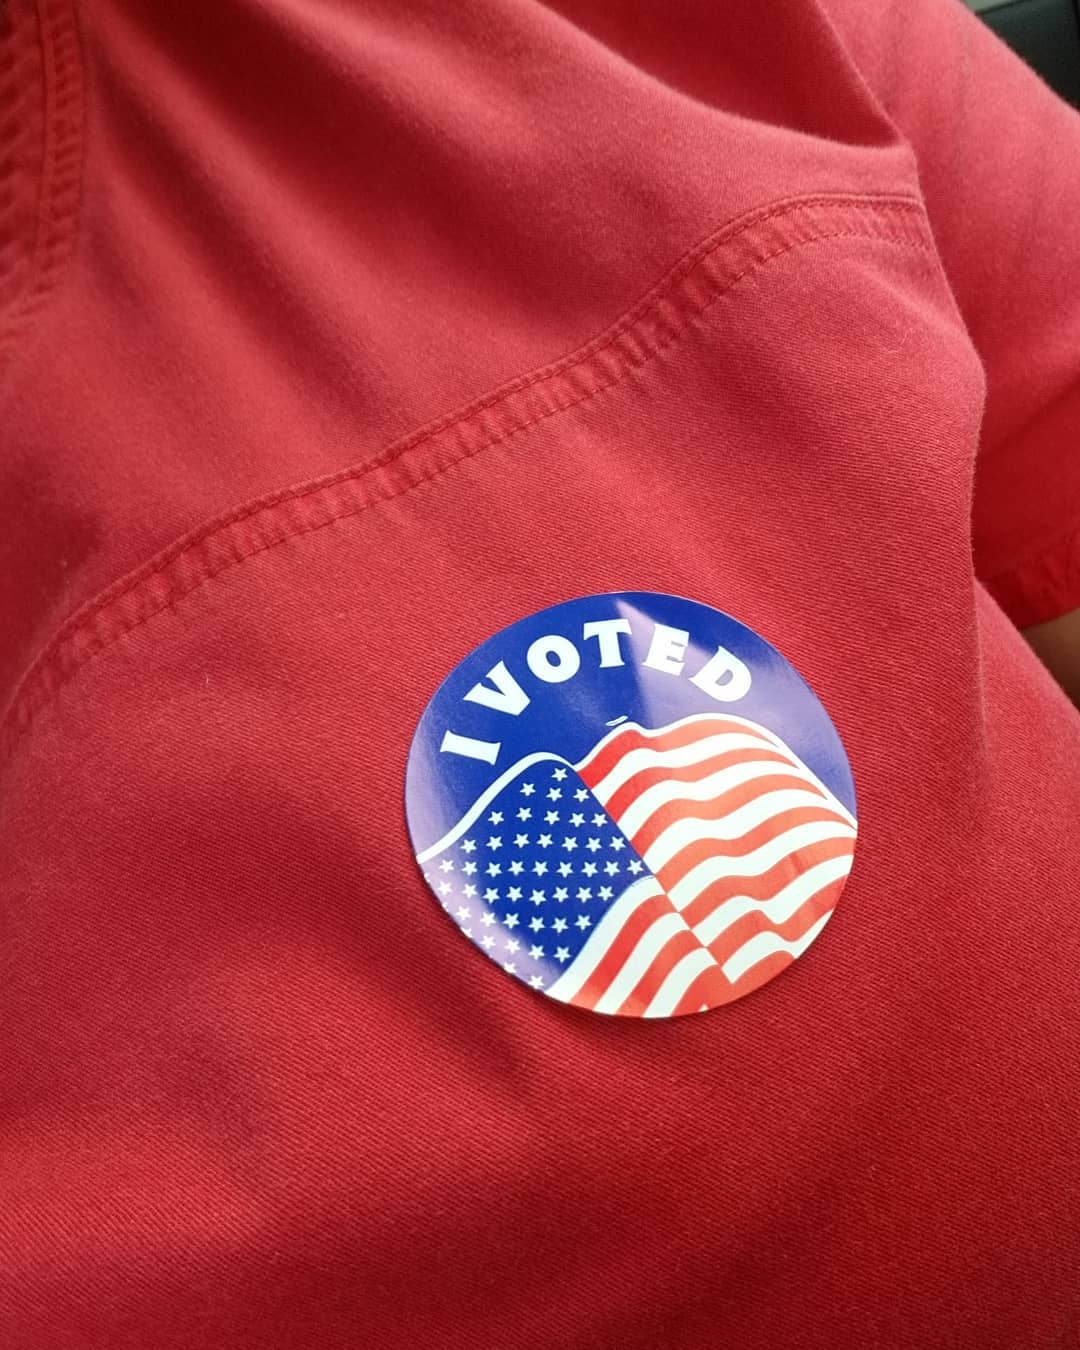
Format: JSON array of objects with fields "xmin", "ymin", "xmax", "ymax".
[{"xmin": 417, "ymin": 712, "xmax": 856, "ymax": 1017}]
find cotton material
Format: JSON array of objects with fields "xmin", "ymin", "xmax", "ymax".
[{"xmin": 1, "ymin": 1, "xmax": 1079, "ymax": 1346}]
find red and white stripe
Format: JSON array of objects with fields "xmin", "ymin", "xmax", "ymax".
[{"xmin": 546, "ymin": 714, "xmax": 856, "ymax": 1017}]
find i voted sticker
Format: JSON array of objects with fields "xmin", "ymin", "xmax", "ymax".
[{"xmin": 405, "ymin": 593, "xmax": 857, "ymax": 1018}]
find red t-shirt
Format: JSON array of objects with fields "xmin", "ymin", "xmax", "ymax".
[{"xmin": 2, "ymin": 0, "xmax": 1079, "ymax": 1345}]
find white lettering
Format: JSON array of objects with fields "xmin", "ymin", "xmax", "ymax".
[
  {"xmin": 464, "ymin": 660, "xmax": 531, "ymax": 716},
  {"xmin": 582, "ymin": 618, "xmax": 632, "ymax": 667},
  {"xmin": 440, "ymin": 729, "xmax": 501, "ymax": 764},
  {"xmin": 689, "ymin": 645, "xmax": 752, "ymax": 702},
  {"xmin": 643, "ymin": 623, "xmax": 689, "ymax": 676},
  {"xmin": 526, "ymin": 635, "xmax": 581, "ymax": 683}
]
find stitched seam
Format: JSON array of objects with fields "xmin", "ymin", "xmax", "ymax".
[
  {"xmin": 0, "ymin": 0, "xmax": 83, "ymax": 381},
  {"xmin": 28, "ymin": 194, "xmax": 931, "ymax": 631},
  {"xmin": 351, "ymin": 194, "xmax": 925, "ymax": 460},
  {"xmin": 2, "ymin": 207, "xmax": 934, "ymax": 749},
  {"xmin": 0, "ymin": 197, "xmax": 934, "ymax": 755}
]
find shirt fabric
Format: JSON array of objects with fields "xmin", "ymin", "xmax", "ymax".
[{"xmin": 1, "ymin": 1, "xmax": 1079, "ymax": 1346}]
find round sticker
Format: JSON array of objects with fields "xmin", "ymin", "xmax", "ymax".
[{"xmin": 405, "ymin": 593, "xmax": 857, "ymax": 1018}]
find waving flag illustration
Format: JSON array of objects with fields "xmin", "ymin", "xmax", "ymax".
[{"xmin": 416, "ymin": 711, "xmax": 856, "ymax": 1017}]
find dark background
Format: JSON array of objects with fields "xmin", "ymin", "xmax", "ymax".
[{"xmin": 967, "ymin": 0, "xmax": 1080, "ymax": 106}]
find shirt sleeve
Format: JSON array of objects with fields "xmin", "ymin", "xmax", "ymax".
[{"xmin": 820, "ymin": 0, "xmax": 1080, "ymax": 627}]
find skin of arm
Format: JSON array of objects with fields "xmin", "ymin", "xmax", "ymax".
[{"xmin": 1024, "ymin": 606, "xmax": 1080, "ymax": 709}]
